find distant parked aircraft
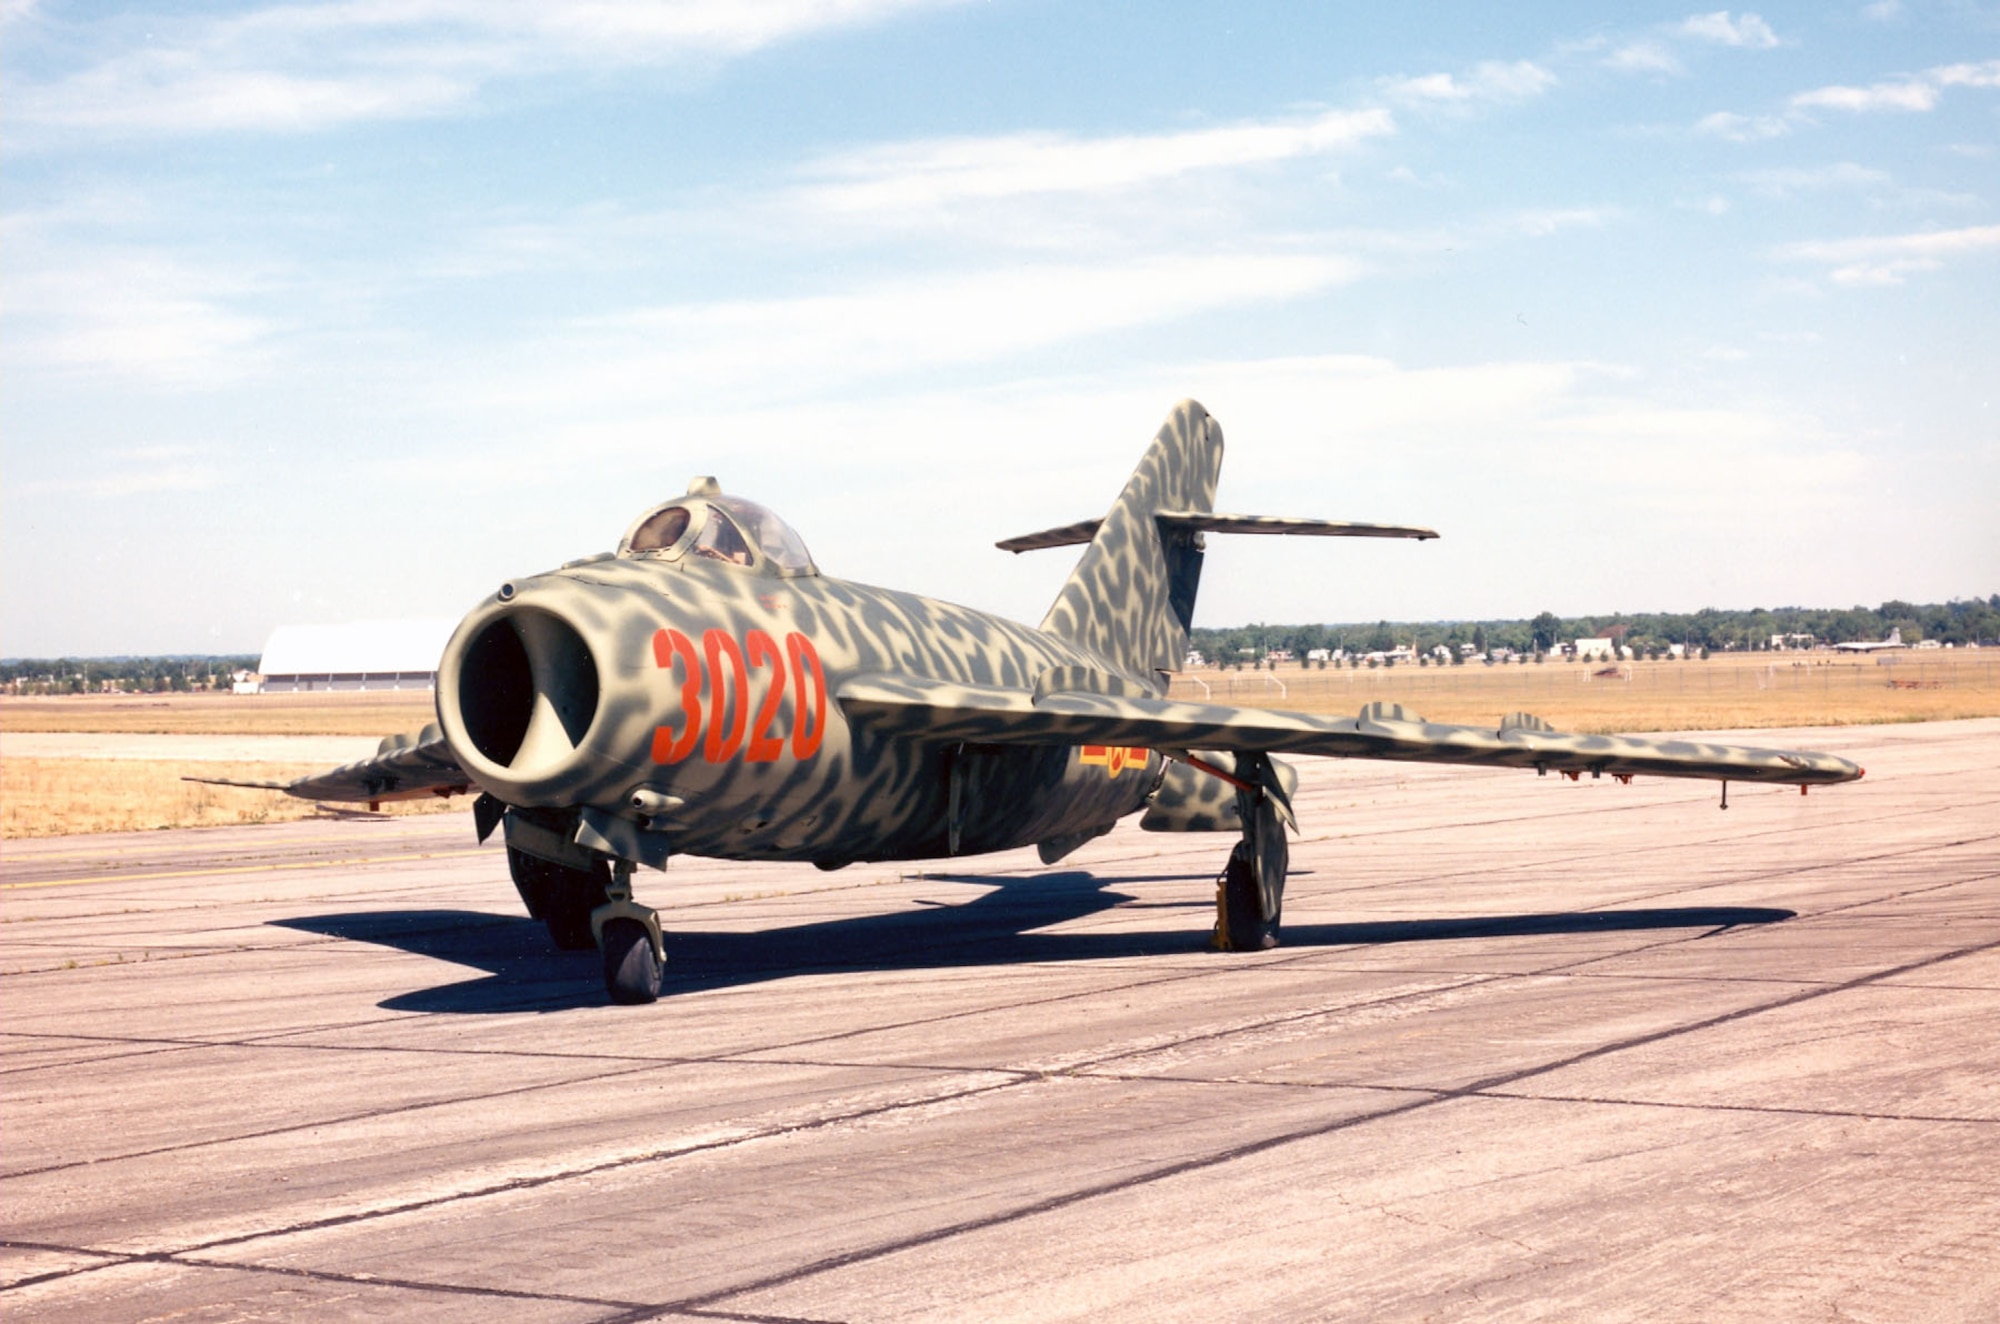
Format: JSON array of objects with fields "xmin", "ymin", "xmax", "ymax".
[{"xmin": 1833, "ymin": 628, "xmax": 1906, "ymax": 653}]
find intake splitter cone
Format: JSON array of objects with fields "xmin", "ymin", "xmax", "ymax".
[{"xmin": 439, "ymin": 592, "xmax": 602, "ymax": 804}]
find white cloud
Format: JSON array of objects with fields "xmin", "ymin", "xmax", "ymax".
[
  {"xmin": 1703, "ymin": 58, "xmax": 2000, "ymax": 144},
  {"xmin": 1779, "ymin": 223, "xmax": 2000, "ymax": 285},
  {"xmin": 1695, "ymin": 110, "xmax": 1791, "ymax": 141},
  {"xmin": 12, "ymin": 0, "xmax": 964, "ymax": 137},
  {"xmin": 1, "ymin": 247, "xmax": 275, "ymax": 386},
  {"xmin": 1504, "ymin": 208, "xmax": 1615, "ymax": 237},
  {"xmin": 476, "ymin": 252, "xmax": 1361, "ymax": 410},
  {"xmin": 1791, "ymin": 79, "xmax": 1939, "ymax": 113},
  {"xmin": 1933, "ymin": 60, "xmax": 2000, "ymax": 90},
  {"xmin": 797, "ymin": 108, "xmax": 1395, "ymax": 214},
  {"xmin": 1605, "ymin": 41, "xmax": 1684, "ymax": 75},
  {"xmin": 1787, "ymin": 60, "xmax": 2000, "ymax": 116},
  {"xmin": 1861, "ymin": 1, "xmax": 1902, "ymax": 22},
  {"xmin": 1678, "ymin": 12, "xmax": 1780, "ymax": 49},
  {"xmin": 1381, "ymin": 60, "xmax": 1557, "ymax": 107},
  {"xmin": 15, "ymin": 447, "xmax": 224, "ymax": 500},
  {"xmin": 1734, "ymin": 162, "xmax": 1890, "ymax": 197}
]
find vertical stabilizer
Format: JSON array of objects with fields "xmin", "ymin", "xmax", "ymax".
[{"xmin": 1039, "ymin": 400, "xmax": 1223, "ymax": 683}]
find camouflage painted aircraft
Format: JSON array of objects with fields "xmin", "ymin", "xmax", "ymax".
[{"xmin": 236, "ymin": 401, "xmax": 1864, "ymax": 1004}]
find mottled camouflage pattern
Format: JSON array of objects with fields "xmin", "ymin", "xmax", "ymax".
[
  {"xmin": 1038, "ymin": 399, "xmax": 1222, "ymax": 680},
  {"xmin": 1139, "ymin": 752, "xmax": 1299, "ymax": 833},
  {"xmin": 277, "ymin": 398, "xmax": 1862, "ymax": 888},
  {"xmin": 833, "ymin": 677, "xmax": 1863, "ymax": 785},
  {"xmin": 278, "ymin": 722, "xmax": 465, "ymax": 804},
  {"xmin": 434, "ymin": 552, "xmax": 1164, "ymax": 866}
]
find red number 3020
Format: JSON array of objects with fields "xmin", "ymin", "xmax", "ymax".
[{"xmin": 650, "ymin": 628, "xmax": 826, "ymax": 765}]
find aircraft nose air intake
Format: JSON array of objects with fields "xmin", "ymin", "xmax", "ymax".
[{"xmin": 449, "ymin": 605, "xmax": 601, "ymax": 788}]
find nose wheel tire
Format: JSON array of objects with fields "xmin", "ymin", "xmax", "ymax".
[{"xmin": 601, "ymin": 918, "xmax": 662, "ymax": 1004}]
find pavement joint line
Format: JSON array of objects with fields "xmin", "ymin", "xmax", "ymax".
[
  {"xmin": 0, "ymin": 884, "xmax": 1842, "ymax": 1082},
  {"xmin": 1466, "ymin": 1087, "xmax": 2000, "ymax": 1127},
  {"xmin": 1281, "ymin": 784, "xmax": 1991, "ymax": 850},
  {"xmin": 1506, "ymin": 865, "xmax": 2000, "ymax": 982},
  {"xmin": 1066, "ymin": 1069, "xmax": 2000, "ymax": 1126},
  {"xmin": 4, "ymin": 737, "xmax": 1987, "ymax": 1309},
  {"xmin": 0, "ymin": 1238, "xmax": 648, "ymax": 1310},
  {"xmin": 0, "ymin": 1055, "xmax": 685, "ymax": 1180},
  {"xmin": 1303, "ymin": 814, "xmax": 2000, "ymax": 907},
  {"xmin": 0, "ymin": 830, "xmax": 474, "ymax": 867},
  {"xmin": 642, "ymin": 930, "xmax": 2000, "ymax": 1316},
  {"xmin": 7, "ymin": 1072, "xmax": 1044, "ymax": 1279},
  {"xmin": 0, "ymin": 935, "xmax": 1682, "ymax": 1266},
  {"xmin": 0, "ymin": 849, "xmax": 496, "ymax": 890},
  {"xmin": 1792, "ymin": 868, "xmax": 2000, "ymax": 922},
  {"xmin": 8, "ymin": 906, "xmax": 1765, "ymax": 1265}
]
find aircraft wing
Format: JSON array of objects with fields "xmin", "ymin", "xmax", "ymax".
[
  {"xmin": 185, "ymin": 723, "xmax": 473, "ymax": 805},
  {"xmin": 835, "ymin": 675, "xmax": 1863, "ymax": 786}
]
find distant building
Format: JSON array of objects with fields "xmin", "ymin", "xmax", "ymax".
[
  {"xmin": 256, "ymin": 618, "xmax": 458, "ymax": 693},
  {"xmin": 1574, "ymin": 637, "xmax": 1615, "ymax": 659}
]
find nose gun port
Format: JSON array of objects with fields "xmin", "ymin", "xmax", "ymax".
[{"xmin": 630, "ymin": 788, "xmax": 685, "ymax": 827}]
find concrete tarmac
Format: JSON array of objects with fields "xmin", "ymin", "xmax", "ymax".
[{"xmin": 3, "ymin": 719, "xmax": 1995, "ymax": 1322}]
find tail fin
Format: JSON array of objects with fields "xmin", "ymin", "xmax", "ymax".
[
  {"xmin": 1003, "ymin": 400, "xmax": 1439, "ymax": 683},
  {"xmin": 1038, "ymin": 400, "xmax": 1223, "ymax": 681}
]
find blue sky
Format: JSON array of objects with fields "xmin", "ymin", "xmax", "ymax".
[{"xmin": 3, "ymin": 1, "xmax": 1995, "ymax": 656}]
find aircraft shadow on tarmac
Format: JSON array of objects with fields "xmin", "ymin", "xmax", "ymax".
[{"xmin": 273, "ymin": 871, "xmax": 1794, "ymax": 1015}]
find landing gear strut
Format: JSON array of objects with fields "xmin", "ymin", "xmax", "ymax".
[
  {"xmin": 592, "ymin": 860, "xmax": 665, "ymax": 1004},
  {"xmin": 1212, "ymin": 752, "xmax": 1290, "ymax": 952},
  {"xmin": 506, "ymin": 846, "xmax": 608, "ymax": 951}
]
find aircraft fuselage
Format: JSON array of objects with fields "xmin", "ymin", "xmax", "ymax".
[{"xmin": 436, "ymin": 554, "xmax": 1160, "ymax": 866}]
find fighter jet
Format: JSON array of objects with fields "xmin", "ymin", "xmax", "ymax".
[{"xmin": 237, "ymin": 401, "xmax": 1864, "ymax": 1004}]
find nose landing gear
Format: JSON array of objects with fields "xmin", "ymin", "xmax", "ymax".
[{"xmin": 592, "ymin": 860, "xmax": 665, "ymax": 1004}]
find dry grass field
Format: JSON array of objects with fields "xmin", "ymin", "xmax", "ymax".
[
  {"xmin": 4, "ymin": 651, "xmax": 1995, "ymax": 838},
  {"xmin": 1169, "ymin": 650, "xmax": 2000, "ymax": 732},
  {"xmin": 0, "ymin": 689, "xmax": 438, "ymax": 736},
  {"xmin": 1, "ymin": 760, "xmax": 467, "ymax": 840}
]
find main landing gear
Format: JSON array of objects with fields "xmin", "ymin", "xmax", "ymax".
[{"xmin": 1211, "ymin": 752, "xmax": 1291, "ymax": 953}]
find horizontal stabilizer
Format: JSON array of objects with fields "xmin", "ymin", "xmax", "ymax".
[
  {"xmin": 834, "ymin": 674, "xmax": 1863, "ymax": 787},
  {"xmin": 1155, "ymin": 512, "xmax": 1439, "ymax": 541},
  {"xmin": 997, "ymin": 518, "xmax": 1105, "ymax": 553},
  {"xmin": 997, "ymin": 510, "xmax": 1437, "ymax": 553}
]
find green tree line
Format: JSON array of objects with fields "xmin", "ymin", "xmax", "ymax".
[
  {"xmin": 1, "ymin": 655, "xmax": 261, "ymax": 695},
  {"xmin": 1191, "ymin": 595, "xmax": 2000, "ymax": 664}
]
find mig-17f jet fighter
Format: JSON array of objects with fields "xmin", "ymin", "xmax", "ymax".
[{"xmin": 234, "ymin": 401, "xmax": 1864, "ymax": 1004}]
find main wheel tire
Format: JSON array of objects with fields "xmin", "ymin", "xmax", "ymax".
[
  {"xmin": 602, "ymin": 918, "xmax": 662, "ymax": 1005},
  {"xmin": 506, "ymin": 846, "xmax": 610, "ymax": 951},
  {"xmin": 1216, "ymin": 840, "xmax": 1279, "ymax": 951}
]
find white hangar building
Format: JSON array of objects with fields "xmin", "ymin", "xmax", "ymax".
[{"xmin": 255, "ymin": 618, "xmax": 459, "ymax": 694}]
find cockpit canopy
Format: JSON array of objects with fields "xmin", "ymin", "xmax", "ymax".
[{"xmin": 618, "ymin": 484, "xmax": 817, "ymax": 578}]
